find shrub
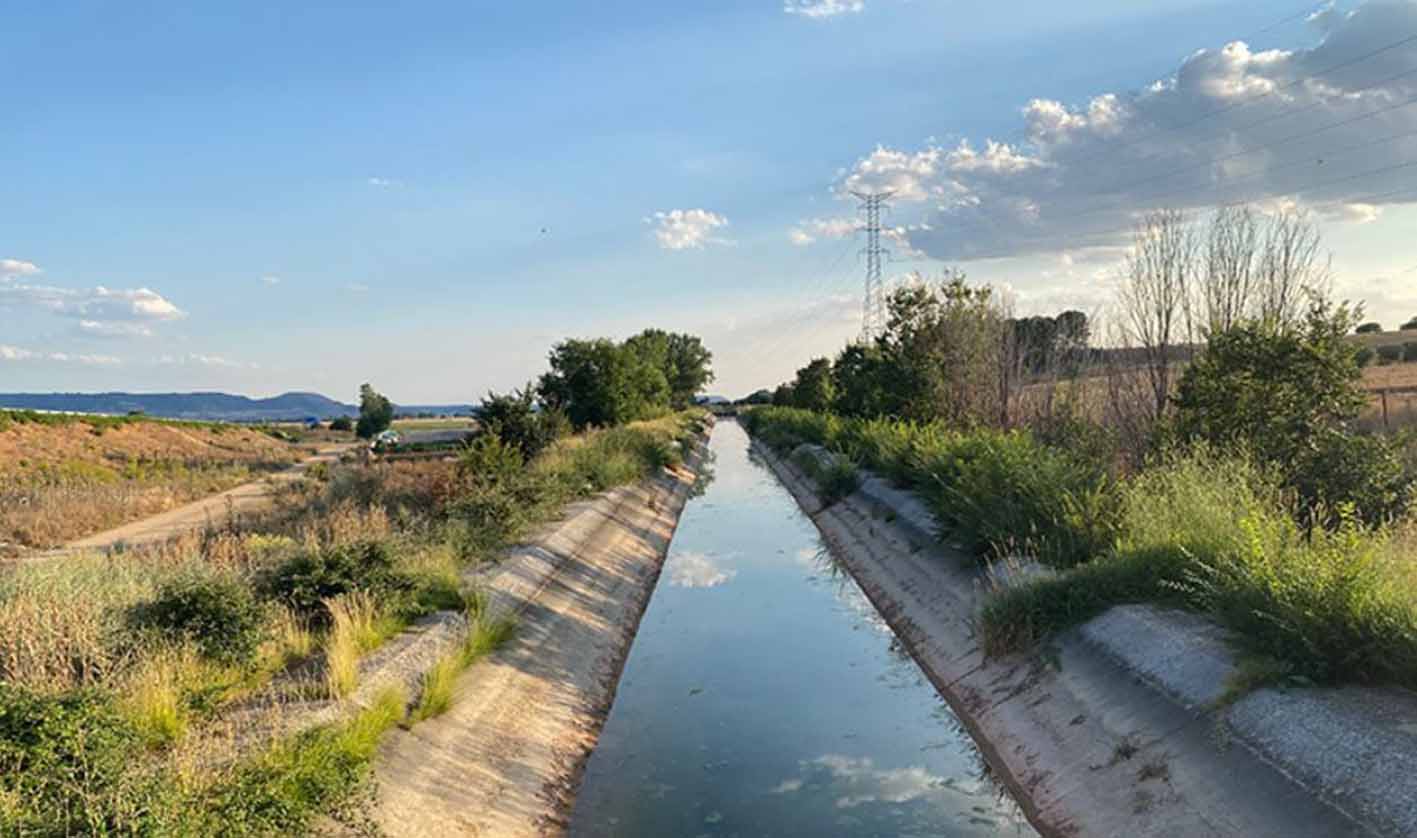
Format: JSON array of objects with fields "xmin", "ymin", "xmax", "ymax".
[
  {"xmin": 1355, "ymin": 322, "xmax": 1383, "ymax": 334},
  {"xmin": 329, "ymin": 416, "xmax": 353, "ymax": 432},
  {"xmin": 259, "ymin": 541, "xmax": 408, "ymax": 623},
  {"xmin": 479, "ymin": 387, "xmax": 564, "ymax": 460},
  {"xmin": 1289, "ymin": 429, "xmax": 1413, "ymax": 526},
  {"xmin": 1403, "ymin": 318, "xmax": 1417, "ymax": 331},
  {"xmin": 1355, "ymin": 346, "xmax": 1376, "ymax": 368},
  {"xmin": 1379, "ymin": 344, "xmax": 1404, "ymax": 363},
  {"xmin": 927, "ymin": 430, "xmax": 1119, "ymax": 568},
  {"xmin": 1405, "ymin": 342, "xmax": 1417, "ymax": 362},
  {"xmin": 129, "ymin": 575, "xmax": 268, "ymax": 666},
  {"xmin": 0, "ymin": 685, "xmax": 163, "ymax": 834}
]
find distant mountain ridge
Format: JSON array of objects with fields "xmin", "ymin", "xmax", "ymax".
[{"xmin": 0, "ymin": 392, "xmax": 473, "ymax": 422}]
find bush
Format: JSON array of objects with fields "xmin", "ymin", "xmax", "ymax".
[
  {"xmin": 1356, "ymin": 322, "xmax": 1383, "ymax": 334},
  {"xmin": 1403, "ymin": 318, "xmax": 1417, "ymax": 331},
  {"xmin": 1289, "ymin": 430, "xmax": 1412, "ymax": 527},
  {"xmin": 329, "ymin": 416, "xmax": 353, "ymax": 432},
  {"xmin": 129, "ymin": 575, "xmax": 268, "ymax": 666},
  {"xmin": 1378, "ymin": 344, "xmax": 1404, "ymax": 363},
  {"xmin": 479, "ymin": 387, "xmax": 564, "ymax": 460},
  {"xmin": 0, "ymin": 685, "xmax": 164, "ymax": 834},
  {"xmin": 1356, "ymin": 346, "xmax": 1376, "ymax": 368},
  {"xmin": 1405, "ymin": 342, "xmax": 1417, "ymax": 362},
  {"xmin": 259, "ymin": 541, "xmax": 408, "ymax": 624}
]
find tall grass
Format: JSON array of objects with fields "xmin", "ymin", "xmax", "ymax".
[
  {"xmin": 322, "ymin": 592, "xmax": 395, "ymax": 699},
  {"xmin": 745, "ymin": 406, "xmax": 1117, "ymax": 567}
]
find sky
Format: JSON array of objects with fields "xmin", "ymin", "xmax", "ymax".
[{"xmin": 6, "ymin": 0, "xmax": 1417, "ymax": 402}]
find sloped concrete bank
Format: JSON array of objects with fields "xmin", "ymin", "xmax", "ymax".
[
  {"xmin": 752, "ymin": 433, "xmax": 1416, "ymax": 838},
  {"xmin": 368, "ymin": 421, "xmax": 711, "ymax": 836}
]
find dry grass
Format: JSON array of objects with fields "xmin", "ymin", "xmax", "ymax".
[
  {"xmin": 322, "ymin": 591, "xmax": 397, "ymax": 699},
  {"xmin": 0, "ymin": 414, "xmax": 299, "ymax": 550}
]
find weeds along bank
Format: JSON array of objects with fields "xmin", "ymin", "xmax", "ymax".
[
  {"xmin": 0, "ymin": 410, "xmax": 303, "ymax": 551},
  {"xmin": 0, "ymin": 410, "xmax": 706, "ymax": 835},
  {"xmin": 742, "ymin": 406, "xmax": 1417, "ymax": 693}
]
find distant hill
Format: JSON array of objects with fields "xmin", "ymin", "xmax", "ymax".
[{"xmin": 0, "ymin": 392, "xmax": 474, "ymax": 422}]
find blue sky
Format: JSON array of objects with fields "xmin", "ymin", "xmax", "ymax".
[{"xmin": 6, "ymin": 0, "xmax": 1417, "ymax": 402}]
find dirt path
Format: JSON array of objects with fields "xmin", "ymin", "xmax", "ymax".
[
  {"xmin": 369, "ymin": 442, "xmax": 702, "ymax": 836},
  {"xmin": 40, "ymin": 443, "xmax": 357, "ymax": 557}
]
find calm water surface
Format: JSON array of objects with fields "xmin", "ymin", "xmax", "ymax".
[{"xmin": 569, "ymin": 420, "xmax": 1034, "ymax": 837}]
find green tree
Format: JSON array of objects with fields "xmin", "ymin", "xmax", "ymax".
[
  {"xmin": 1355, "ymin": 322, "xmax": 1383, "ymax": 334},
  {"xmin": 355, "ymin": 384, "xmax": 394, "ymax": 439},
  {"xmin": 1173, "ymin": 297, "xmax": 1405, "ymax": 522},
  {"xmin": 830, "ymin": 343, "xmax": 890, "ymax": 418},
  {"xmin": 538, "ymin": 338, "xmax": 664, "ymax": 429},
  {"xmin": 877, "ymin": 274, "xmax": 1006, "ymax": 425},
  {"xmin": 790, "ymin": 358, "xmax": 835, "ymax": 412},
  {"xmin": 665, "ymin": 332, "xmax": 715, "ymax": 408}
]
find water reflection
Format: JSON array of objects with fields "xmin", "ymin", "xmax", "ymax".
[
  {"xmin": 569, "ymin": 421, "xmax": 1034, "ymax": 837},
  {"xmin": 668, "ymin": 551, "xmax": 737, "ymax": 589}
]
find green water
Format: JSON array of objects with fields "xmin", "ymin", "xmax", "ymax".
[{"xmin": 569, "ymin": 420, "xmax": 1033, "ymax": 837}]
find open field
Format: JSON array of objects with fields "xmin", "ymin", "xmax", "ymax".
[
  {"xmin": 391, "ymin": 417, "xmax": 478, "ymax": 432},
  {"xmin": 0, "ymin": 410, "xmax": 706, "ymax": 833},
  {"xmin": 0, "ymin": 412, "xmax": 302, "ymax": 551}
]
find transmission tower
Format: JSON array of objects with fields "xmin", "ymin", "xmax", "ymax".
[{"xmin": 851, "ymin": 190, "xmax": 893, "ymax": 342}]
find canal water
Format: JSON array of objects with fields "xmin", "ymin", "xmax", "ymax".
[{"xmin": 569, "ymin": 421, "xmax": 1034, "ymax": 837}]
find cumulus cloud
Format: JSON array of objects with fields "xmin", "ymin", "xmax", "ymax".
[
  {"xmin": 784, "ymin": 0, "xmax": 865, "ymax": 18},
  {"xmin": 649, "ymin": 209, "xmax": 731, "ymax": 250},
  {"xmin": 789, "ymin": 216, "xmax": 859, "ymax": 246},
  {"xmin": 0, "ymin": 282, "xmax": 184, "ymax": 323},
  {"xmin": 668, "ymin": 552, "xmax": 737, "ymax": 588},
  {"xmin": 0, "ymin": 258, "xmax": 40, "ymax": 278},
  {"xmin": 836, "ymin": 1, "xmax": 1417, "ymax": 262},
  {"xmin": 0, "ymin": 344, "xmax": 121, "ymax": 365}
]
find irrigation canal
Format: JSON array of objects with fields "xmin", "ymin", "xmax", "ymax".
[{"xmin": 569, "ymin": 420, "xmax": 1034, "ymax": 837}]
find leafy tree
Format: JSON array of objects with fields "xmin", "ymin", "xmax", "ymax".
[
  {"xmin": 1174, "ymin": 298, "xmax": 1366, "ymax": 463},
  {"xmin": 877, "ymin": 274, "xmax": 1005, "ymax": 425},
  {"xmin": 1356, "ymin": 346, "xmax": 1376, "ymax": 368},
  {"xmin": 830, "ymin": 343, "xmax": 890, "ymax": 418},
  {"xmin": 1404, "ymin": 317, "xmax": 1417, "ymax": 331},
  {"xmin": 1355, "ymin": 322, "xmax": 1383, "ymax": 334},
  {"xmin": 329, "ymin": 416, "xmax": 353, "ymax": 432},
  {"xmin": 739, "ymin": 389, "xmax": 774, "ymax": 405},
  {"xmin": 355, "ymin": 384, "xmax": 394, "ymax": 439},
  {"xmin": 790, "ymin": 358, "xmax": 835, "ymax": 412},
  {"xmin": 538, "ymin": 338, "xmax": 664, "ymax": 429},
  {"xmin": 1173, "ymin": 297, "xmax": 1406, "ymax": 523}
]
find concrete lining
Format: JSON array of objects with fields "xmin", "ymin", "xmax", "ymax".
[{"xmin": 753, "ymin": 432, "xmax": 1379, "ymax": 837}]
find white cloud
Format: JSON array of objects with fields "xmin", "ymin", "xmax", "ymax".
[
  {"xmin": 367, "ymin": 177, "xmax": 401, "ymax": 188},
  {"xmin": 0, "ymin": 282, "xmax": 184, "ymax": 323},
  {"xmin": 668, "ymin": 551, "xmax": 737, "ymax": 588},
  {"xmin": 157, "ymin": 353, "xmax": 252, "ymax": 369},
  {"xmin": 77, "ymin": 320, "xmax": 155, "ymax": 339},
  {"xmin": 835, "ymin": 1, "xmax": 1417, "ymax": 262},
  {"xmin": 0, "ymin": 258, "xmax": 40, "ymax": 278},
  {"xmin": 0, "ymin": 344, "xmax": 120, "ymax": 365},
  {"xmin": 260, "ymin": 275, "xmax": 281, "ymax": 286},
  {"xmin": 789, "ymin": 216, "xmax": 859, "ymax": 246},
  {"xmin": 649, "ymin": 209, "xmax": 731, "ymax": 250},
  {"xmin": 784, "ymin": 0, "xmax": 865, "ymax": 18}
]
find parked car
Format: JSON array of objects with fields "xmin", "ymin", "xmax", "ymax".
[{"xmin": 370, "ymin": 429, "xmax": 402, "ymax": 452}]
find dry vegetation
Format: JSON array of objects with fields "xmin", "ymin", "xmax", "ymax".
[
  {"xmin": 0, "ymin": 412, "xmax": 301, "ymax": 551},
  {"xmin": 0, "ymin": 409, "xmax": 705, "ymax": 833}
]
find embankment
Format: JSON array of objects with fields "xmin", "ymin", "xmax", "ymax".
[
  {"xmin": 752, "ymin": 432, "xmax": 1409, "ymax": 838},
  {"xmin": 368, "ymin": 421, "xmax": 710, "ymax": 836}
]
